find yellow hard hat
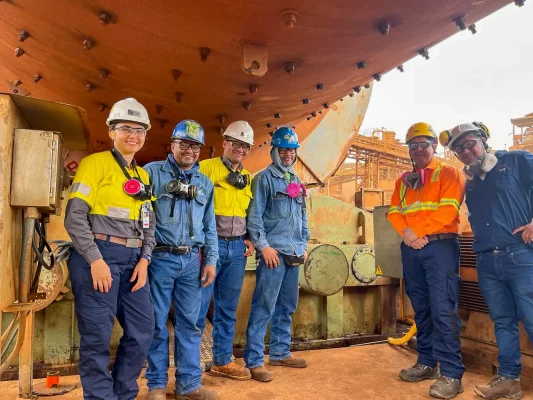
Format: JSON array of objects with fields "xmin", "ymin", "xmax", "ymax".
[{"xmin": 406, "ymin": 122, "xmax": 438, "ymax": 145}]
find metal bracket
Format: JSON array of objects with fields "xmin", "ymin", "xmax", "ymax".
[{"xmin": 27, "ymin": 292, "xmax": 46, "ymax": 301}]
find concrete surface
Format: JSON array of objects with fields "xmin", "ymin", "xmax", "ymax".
[{"xmin": 1, "ymin": 344, "xmax": 533, "ymax": 399}]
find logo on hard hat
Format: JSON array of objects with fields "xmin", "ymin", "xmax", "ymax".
[
  {"xmin": 127, "ymin": 109, "xmax": 141, "ymax": 117},
  {"xmin": 185, "ymin": 121, "xmax": 201, "ymax": 140}
]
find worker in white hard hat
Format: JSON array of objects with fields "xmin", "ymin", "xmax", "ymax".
[
  {"xmin": 441, "ymin": 122, "xmax": 533, "ymax": 400},
  {"xmin": 64, "ymin": 98, "xmax": 156, "ymax": 400},
  {"xmin": 195, "ymin": 121, "xmax": 255, "ymax": 380}
]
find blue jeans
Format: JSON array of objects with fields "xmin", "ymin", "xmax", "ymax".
[
  {"xmin": 401, "ymin": 239, "xmax": 465, "ymax": 379},
  {"xmin": 477, "ymin": 246, "xmax": 533, "ymax": 379},
  {"xmin": 68, "ymin": 239, "xmax": 154, "ymax": 400},
  {"xmin": 197, "ymin": 238, "xmax": 246, "ymax": 366},
  {"xmin": 146, "ymin": 249, "xmax": 203, "ymax": 395},
  {"xmin": 244, "ymin": 256, "xmax": 300, "ymax": 369}
]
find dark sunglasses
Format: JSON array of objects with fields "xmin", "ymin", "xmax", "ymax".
[{"xmin": 408, "ymin": 141, "xmax": 433, "ymax": 151}]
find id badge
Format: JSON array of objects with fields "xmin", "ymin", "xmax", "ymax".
[{"xmin": 142, "ymin": 203, "xmax": 150, "ymax": 228}]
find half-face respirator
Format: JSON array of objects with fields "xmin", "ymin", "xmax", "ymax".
[
  {"xmin": 123, "ymin": 178, "xmax": 152, "ymax": 201},
  {"xmin": 286, "ymin": 182, "xmax": 307, "ymax": 198},
  {"xmin": 226, "ymin": 171, "xmax": 249, "ymax": 190},
  {"xmin": 166, "ymin": 179, "xmax": 197, "ymax": 200},
  {"xmin": 401, "ymin": 169, "xmax": 426, "ymax": 190},
  {"xmin": 110, "ymin": 148, "xmax": 152, "ymax": 201}
]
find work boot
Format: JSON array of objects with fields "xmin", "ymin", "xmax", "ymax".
[
  {"xmin": 474, "ymin": 375, "xmax": 523, "ymax": 400},
  {"xmin": 399, "ymin": 363, "xmax": 440, "ymax": 382},
  {"xmin": 175, "ymin": 387, "xmax": 217, "ymax": 400},
  {"xmin": 210, "ymin": 361, "xmax": 251, "ymax": 380},
  {"xmin": 250, "ymin": 365, "xmax": 273, "ymax": 382},
  {"xmin": 148, "ymin": 388, "xmax": 167, "ymax": 400},
  {"xmin": 268, "ymin": 355, "xmax": 308, "ymax": 368},
  {"xmin": 429, "ymin": 376, "xmax": 464, "ymax": 399}
]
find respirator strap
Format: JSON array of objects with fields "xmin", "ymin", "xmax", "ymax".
[
  {"xmin": 188, "ymin": 199, "xmax": 194, "ymax": 239},
  {"xmin": 170, "ymin": 194, "xmax": 177, "ymax": 219},
  {"xmin": 110, "ymin": 148, "xmax": 145, "ymax": 184}
]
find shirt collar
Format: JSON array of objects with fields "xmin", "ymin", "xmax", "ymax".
[{"xmin": 425, "ymin": 158, "xmax": 440, "ymax": 170}]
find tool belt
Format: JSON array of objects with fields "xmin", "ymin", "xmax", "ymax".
[
  {"xmin": 153, "ymin": 244, "xmax": 192, "ymax": 255},
  {"xmin": 94, "ymin": 234, "xmax": 142, "ymax": 248},
  {"xmin": 426, "ymin": 233, "xmax": 458, "ymax": 242},
  {"xmin": 218, "ymin": 235, "xmax": 243, "ymax": 242},
  {"xmin": 281, "ymin": 253, "xmax": 305, "ymax": 267}
]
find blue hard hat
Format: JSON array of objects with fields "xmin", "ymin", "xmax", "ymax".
[
  {"xmin": 271, "ymin": 127, "xmax": 300, "ymax": 149},
  {"xmin": 171, "ymin": 120, "xmax": 205, "ymax": 145}
]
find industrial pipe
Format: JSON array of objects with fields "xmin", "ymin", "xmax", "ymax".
[{"xmin": 0, "ymin": 210, "xmax": 37, "ymax": 375}]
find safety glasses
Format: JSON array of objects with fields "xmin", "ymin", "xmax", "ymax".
[
  {"xmin": 226, "ymin": 139, "xmax": 251, "ymax": 152},
  {"xmin": 113, "ymin": 125, "xmax": 147, "ymax": 137},
  {"xmin": 452, "ymin": 139, "xmax": 481, "ymax": 154},
  {"xmin": 173, "ymin": 140, "xmax": 202, "ymax": 153},
  {"xmin": 279, "ymin": 148, "xmax": 296, "ymax": 155}
]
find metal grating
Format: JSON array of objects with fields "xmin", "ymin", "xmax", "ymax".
[
  {"xmin": 458, "ymin": 281, "xmax": 489, "ymax": 314},
  {"xmin": 459, "ymin": 235, "xmax": 477, "ymax": 268},
  {"xmin": 167, "ymin": 317, "xmax": 214, "ymax": 369},
  {"xmin": 458, "ymin": 235, "xmax": 489, "ymax": 313}
]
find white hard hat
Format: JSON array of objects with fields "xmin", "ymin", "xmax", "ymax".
[
  {"xmin": 106, "ymin": 98, "xmax": 151, "ymax": 130},
  {"xmin": 440, "ymin": 122, "xmax": 490, "ymax": 149},
  {"xmin": 223, "ymin": 120, "xmax": 254, "ymax": 145}
]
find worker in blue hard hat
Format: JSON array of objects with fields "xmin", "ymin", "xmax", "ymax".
[
  {"xmin": 244, "ymin": 126, "xmax": 310, "ymax": 382},
  {"xmin": 65, "ymin": 98, "xmax": 156, "ymax": 400},
  {"xmin": 144, "ymin": 120, "xmax": 218, "ymax": 400}
]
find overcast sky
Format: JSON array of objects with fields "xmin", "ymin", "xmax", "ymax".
[{"xmin": 361, "ymin": 2, "xmax": 532, "ymax": 152}]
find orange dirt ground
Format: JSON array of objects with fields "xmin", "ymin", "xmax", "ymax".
[{"xmin": 1, "ymin": 344, "xmax": 532, "ymax": 399}]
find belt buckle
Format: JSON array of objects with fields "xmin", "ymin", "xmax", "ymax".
[
  {"xmin": 177, "ymin": 245, "xmax": 190, "ymax": 254},
  {"xmin": 126, "ymin": 238, "xmax": 138, "ymax": 248}
]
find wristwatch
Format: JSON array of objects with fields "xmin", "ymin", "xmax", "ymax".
[{"xmin": 142, "ymin": 254, "xmax": 152, "ymax": 264}]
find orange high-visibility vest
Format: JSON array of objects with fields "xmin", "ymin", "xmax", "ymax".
[{"xmin": 387, "ymin": 158, "xmax": 465, "ymax": 238}]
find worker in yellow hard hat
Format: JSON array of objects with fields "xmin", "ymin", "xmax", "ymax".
[
  {"xmin": 441, "ymin": 122, "xmax": 533, "ymax": 400},
  {"xmin": 388, "ymin": 122, "xmax": 466, "ymax": 399}
]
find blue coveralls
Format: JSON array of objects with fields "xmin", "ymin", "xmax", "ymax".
[
  {"xmin": 144, "ymin": 155, "xmax": 218, "ymax": 395},
  {"xmin": 244, "ymin": 163, "xmax": 310, "ymax": 368},
  {"xmin": 466, "ymin": 150, "xmax": 533, "ymax": 379}
]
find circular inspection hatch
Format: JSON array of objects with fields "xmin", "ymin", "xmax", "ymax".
[
  {"xmin": 351, "ymin": 246, "xmax": 377, "ymax": 284},
  {"xmin": 300, "ymin": 244, "xmax": 349, "ymax": 296}
]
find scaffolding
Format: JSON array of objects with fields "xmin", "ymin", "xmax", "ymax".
[
  {"xmin": 324, "ymin": 128, "xmax": 462, "ymax": 205},
  {"xmin": 510, "ymin": 112, "xmax": 533, "ymax": 153}
]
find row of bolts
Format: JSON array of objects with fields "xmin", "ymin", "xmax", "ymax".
[{"xmin": 7, "ymin": 1, "xmax": 527, "ymax": 133}]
